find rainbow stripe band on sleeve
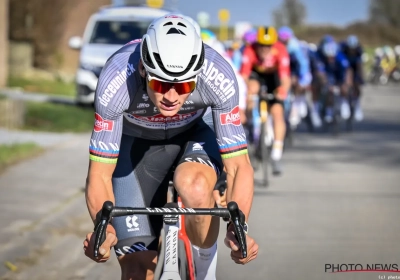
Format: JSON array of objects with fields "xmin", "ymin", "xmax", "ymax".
[
  {"xmin": 221, "ymin": 149, "xmax": 248, "ymax": 159},
  {"xmin": 89, "ymin": 146, "xmax": 119, "ymax": 164},
  {"xmin": 89, "ymin": 154, "xmax": 118, "ymax": 164}
]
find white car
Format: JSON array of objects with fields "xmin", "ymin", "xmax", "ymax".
[{"xmin": 69, "ymin": 5, "xmax": 170, "ymax": 105}]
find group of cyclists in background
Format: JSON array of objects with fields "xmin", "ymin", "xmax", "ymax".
[{"xmin": 198, "ymin": 24, "xmax": 400, "ymax": 177}]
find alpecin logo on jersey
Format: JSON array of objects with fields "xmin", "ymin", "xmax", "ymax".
[
  {"xmin": 98, "ymin": 63, "xmax": 135, "ymax": 107},
  {"xmin": 220, "ymin": 106, "xmax": 240, "ymax": 126},
  {"xmin": 94, "ymin": 113, "xmax": 114, "ymax": 132},
  {"xmin": 198, "ymin": 58, "xmax": 236, "ymax": 103}
]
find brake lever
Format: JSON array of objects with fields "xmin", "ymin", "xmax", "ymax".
[
  {"xmin": 227, "ymin": 201, "xmax": 247, "ymax": 258},
  {"xmin": 94, "ymin": 201, "xmax": 114, "ymax": 258}
]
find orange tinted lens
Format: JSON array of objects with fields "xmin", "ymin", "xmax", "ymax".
[
  {"xmin": 148, "ymin": 79, "xmax": 171, "ymax": 93},
  {"xmin": 173, "ymin": 81, "xmax": 196, "ymax": 94},
  {"xmin": 148, "ymin": 79, "xmax": 196, "ymax": 95}
]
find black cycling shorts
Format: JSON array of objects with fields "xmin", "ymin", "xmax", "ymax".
[
  {"xmin": 111, "ymin": 115, "xmax": 223, "ymax": 257},
  {"xmin": 249, "ymin": 71, "xmax": 284, "ymax": 107}
]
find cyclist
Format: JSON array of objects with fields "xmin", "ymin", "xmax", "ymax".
[
  {"xmin": 395, "ymin": 45, "xmax": 400, "ymax": 65},
  {"xmin": 316, "ymin": 40, "xmax": 351, "ymax": 123},
  {"xmin": 382, "ymin": 46, "xmax": 397, "ymax": 75},
  {"xmin": 82, "ymin": 15, "xmax": 258, "ymax": 280},
  {"xmin": 240, "ymin": 26, "xmax": 291, "ymax": 175},
  {"xmin": 307, "ymin": 42, "xmax": 324, "ymax": 128},
  {"xmin": 340, "ymin": 35, "xmax": 364, "ymax": 121},
  {"xmin": 278, "ymin": 26, "xmax": 312, "ymax": 127}
]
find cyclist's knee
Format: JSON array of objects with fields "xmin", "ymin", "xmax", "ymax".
[
  {"xmin": 270, "ymin": 103, "xmax": 284, "ymax": 116},
  {"xmin": 175, "ymin": 167, "xmax": 215, "ymax": 208},
  {"xmin": 119, "ymin": 251, "xmax": 157, "ymax": 280},
  {"xmin": 248, "ymin": 79, "xmax": 260, "ymax": 95}
]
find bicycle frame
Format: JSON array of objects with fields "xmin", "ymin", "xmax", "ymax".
[{"xmin": 157, "ymin": 196, "xmax": 196, "ymax": 280}]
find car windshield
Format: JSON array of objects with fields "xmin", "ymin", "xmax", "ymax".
[{"xmin": 89, "ymin": 20, "xmax": 150, "ymax": 45}]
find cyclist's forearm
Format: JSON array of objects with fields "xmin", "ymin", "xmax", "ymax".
[
  {"xmin": 226, "ymin": 162, "xmax": 254, "ymax": 220},
  {"xmin": 85, "ymin": 173, "xmax": 115, "ymax": 224}
]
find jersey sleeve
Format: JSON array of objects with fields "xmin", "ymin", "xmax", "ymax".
[
  {"xmin": 89, "ymin": 52, "xmax": 133, "ymax": 164},
  {"xmin": 239, "ymin": 45, "xmax": 256, "ymax": 79},
  {"xmin": 198, "ymin": 49, "xmax": 248, "ymax": 159},
  {"xmin": 277, "ymin": 45, "xmax": 291, "ymax": 79}
]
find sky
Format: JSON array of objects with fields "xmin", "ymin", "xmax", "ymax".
[{"xmin": 168, "ymin": 0, "xmax": 370, "ymax": 27}]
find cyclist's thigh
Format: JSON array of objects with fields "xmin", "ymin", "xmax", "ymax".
[
  {"xmin": 248, "ymin": 71, "xmax": 262, "ymax": 94},
  {"xmin": 112, "ymin": 134, "xmax": 183, "ymax": 271},
  {"xmin": 268, "ymin": 98, "xmax": 285, "ymax": 116},
  {"xmin": 176, "ymin": 116, "xmax": 223, "ymax": 178}
]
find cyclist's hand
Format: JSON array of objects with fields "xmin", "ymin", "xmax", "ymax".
[
  {"xmin": 83, "ymin": 224, "xmax": 117, "ymax": 263},
  {"xmin": 213, "ymin": 189, "xmax": 227, "ymax": 208},
  {"xmin": 224, "ymin": 226, "xmax": 259, "ymax": 264}
]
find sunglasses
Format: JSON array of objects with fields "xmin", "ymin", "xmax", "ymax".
[{"xmin": 147, "ymin": 74, "xmax": 197, "ymax": 95}]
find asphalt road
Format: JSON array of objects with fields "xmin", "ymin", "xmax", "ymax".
[{"xmin": 0, "ymin": 85, "xmax": 399, "ymax": 280}]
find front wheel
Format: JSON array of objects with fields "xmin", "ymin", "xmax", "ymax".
[
  {"xmin": 259, "ymin": 121, "xmax": 269, "ymax": 187},
  {"xmin": 154, "ymin": 222, "xmax": 193, "ymax": 279}
]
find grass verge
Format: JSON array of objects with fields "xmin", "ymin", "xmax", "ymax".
[
  {"xmin": 23, "ymin": 102, "xmax": 94, "ymax": 133},
  {"xmin": 7, "ymin": 76, "xmax": 75, "ymax": 97},
  {"xmin": 0, "ymin": 142, "xmax": 44, "ymax": 172}
]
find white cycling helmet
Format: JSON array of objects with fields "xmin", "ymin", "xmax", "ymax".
[
  {"xmin": 308, "ymin": 43, "xmax": 317, "ymax": 52},
  {"xmin": 141, "ymin": 15, "xmax": 205, "ymax": 82},
  {"xmin": 165, "ymin": 13, "xmax": 201, "ymax": 37},
  {"xmin": 346, "ymin": 35, "xmax": 359, "ymax": 48},
  {"xmin": 183, "ymin": 16, "xmax": 201, "ymax": 37}
]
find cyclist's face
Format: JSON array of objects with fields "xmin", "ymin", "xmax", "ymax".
[
  {"xmin": 146, "ymin": 83, "xmax": 191, "ymax": 117},
  {"xmin": 139, "ymin": 59, "xmax": 191, "ymax": 116},
  {"xmin": 256, "ymin": 44, "xmax": 272, "ymax": 57},
  {"xmin": 327, "ymin": 56, "xmax": 335, "ymax": 63}
]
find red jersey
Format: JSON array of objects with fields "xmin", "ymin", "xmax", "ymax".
[{"xmin": 240, "ymin": 42, "xmax": 290, "ymax": 80}]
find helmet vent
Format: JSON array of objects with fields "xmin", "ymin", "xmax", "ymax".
[
  {"xmin": 193, "ymin": 43, "xmax": 205, "ymax": 71},
  {"xmin": 142, "ymin": 38, "xmax": 155, "ymax": 69},
  {"xmin": 167, "ymin": 28, "xmax": 186, "ymax": 35},
  {"xmin": 153, "ymin": 53, "xmax": 197, "ymax": 78}
]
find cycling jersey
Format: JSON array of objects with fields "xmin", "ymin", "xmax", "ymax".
[
  {"xmin": 316, "ymin": 52, "xmax": 349, "ymax": 85},
  {"xmin": 240, "ymin": 42, "xmax": 290, "ymax": 97},
  {"xmin": 340, "ymin": 42, "xmax": 363, "ymax": 67},
  {"xmin": 340, "ymin": 42, "xmax": 364, "ymax": 84},
  {"xmin": 286, "ymin": 38, "xmax": 311, "ymax": 86},
  {"xmin": 90, "ymin": 41, "xmax": 248, "ymax": 165}
]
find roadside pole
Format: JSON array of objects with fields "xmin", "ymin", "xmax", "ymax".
[{"xmin": 0, "ymin": 0, "xmax": 9, "ymax": 87}]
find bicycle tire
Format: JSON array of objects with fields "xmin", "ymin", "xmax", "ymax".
[
  {"xmin": 153, "ymin": 227, "xmax": 193, "ymax": 280},
  {"xmin": 154, "ymin": 228, "xmax": 166, "ymax": 279},
  {"xmin": 178, "ymin": 239, "xmax": 190, "ymax": 280},
  {"xmin": 346, "ymin": 86, "xmax": 355, "ymax": 132},
  {"xmin": 259, "ymin": 120, "xmax": 269, "ymax": 187}
]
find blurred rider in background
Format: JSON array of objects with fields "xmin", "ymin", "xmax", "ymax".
[
  {"xmin": 240, "ymin": 26, "xmax": 291, "ymax": 175},
  {"xmin": 340, "ymin": 35, "xmax": 364, "ymax": 121},
  {"xmin": 278, "ymin": 26, "xmax": 312, "ymax": 128}
]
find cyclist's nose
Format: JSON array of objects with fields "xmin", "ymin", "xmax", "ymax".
[{"xmin": 162, "ymin": 88, "xmax": 179, "ymax": 102}]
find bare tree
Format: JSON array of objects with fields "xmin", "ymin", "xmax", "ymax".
[
  {"xmin": 273, "ymin": 8, "xmax": 286, "ymax": 27},
  {"xmin": 369, "ymin": 0, "xmax": 400, "ymax": 28},
  {"xmin": 273, "ymin": 0, "xmax": 306, "ymax": 27}
]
